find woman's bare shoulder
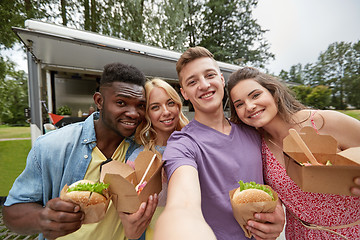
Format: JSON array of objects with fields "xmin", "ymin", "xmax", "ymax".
[{"xmin": 317, "ymin": 110, "xmax": 360, "ymax": 133}]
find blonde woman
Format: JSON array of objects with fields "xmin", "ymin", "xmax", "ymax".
[{"xmin": 127, "ymin": 78, "xmax": 189, "ymax": 240}]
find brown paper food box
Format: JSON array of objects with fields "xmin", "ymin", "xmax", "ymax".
[
  {"xmin": 229, "ymin": 185, "xmax": 278, "ymax": 239},
  {"xmin": 283, "ymin": 126, "xmax": 360, "ymax": 196},
  {"xmin": 60, "ymin": 185, "xmax": 110, "ymax": 224},
  {"xmin": 100, "ymin": 150, "xmax": 163, "ymax": 213}
]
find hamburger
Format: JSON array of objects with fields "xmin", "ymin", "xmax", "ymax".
[
  {"xmin": 64, "ymin": 180, "xmax": 109, "ymax": 205},
  {"xmin": 60, "ymin": 180, "xmax": 110, "ymax": 224},
  {"xmin": 230, "ymin": 181, "xmax": 277, "ymax": 238},
  {"xmin": 232, "ymin": 181, "xmax": 274, "ymax": 204}
]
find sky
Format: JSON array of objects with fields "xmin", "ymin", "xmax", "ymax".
[
  {"xmin": 253, "ymin": 0, "xmax": 360, "ymax": 74},
  {"xmin": 4, "ymin": 0, "xmax": 360, "ymax": 75}
]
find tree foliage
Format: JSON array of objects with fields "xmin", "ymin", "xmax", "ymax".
[
  {"xmin": 291, "ymin": 85, "xmax": 312, "ymax": 105},
  {"xmin": 0, "ymin": 0, "xmax": 274, "ymax": 65},
  {"xmin": 1, "ymin": 0, "xmax": 359, "ymax": 114},
  {"xmin": 199, "ymin": 0, "xmax": 274, "ymax": 67},
  {"xmin": 305, "ymin": 85, "xmax": 331, "ymax": 110},
  {"xmin": 280, "ymin": 40, "xmax": 360, "ymax": 110},
  {"xmin": 0, "ymin": 57, "xmax": 28, "ymax": 125}
]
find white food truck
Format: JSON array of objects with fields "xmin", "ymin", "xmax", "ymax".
[{"xmin": 13, "ymin": 19, "xmax": 240, "ymax": 144}]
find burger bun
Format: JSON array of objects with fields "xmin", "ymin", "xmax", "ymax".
[
  {"xmin": 232, "ymin": 188, "xmax": 272, "ymax": 204},
  {"xmin": 65, "ymin": 180, "xmax": 107, "ymax": 206}
]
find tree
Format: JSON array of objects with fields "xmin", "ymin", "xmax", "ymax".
[
  {"xmin": 344, "ymin": 75, "xmax": 360, "ymax": 108},
  {"xmin": 288, "ymin": 64, "xmax": 303, "ymax": 84},
  {"xmin": 0, "ymin": 0, "xmax": 26, "ymax": 49},
  {"xmin": 143, "ymin": 0, "xmax": 188, "ymax": 51},
  {"xmin": 184, "ymin": 0, "xmax": 203, "ymax": 47},
  {"xmin": 0, "ymin": 57, "xmax": 28, "ymax": 125},
  {"xmin": 278, "ymin": 70, "xmax": 290, "ymax": 82},
  {"xmin": 280, "ymin": 40, "xmax": 360, "ymax": 110},
  {"xmin": 0, "ymin": 0, "xmax": 55, "ymax": 50},
  {"xmin": 279, "ymin": 64, "xmax": 304, "ymax": 84},
  {"xmin": 200, "ymin": 0, "xmax": 274, "ymax": 67}
]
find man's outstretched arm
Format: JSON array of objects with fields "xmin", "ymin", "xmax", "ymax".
[{"xmin": 153, "ymin": 166, "xmax": 216, "ymax": 240}]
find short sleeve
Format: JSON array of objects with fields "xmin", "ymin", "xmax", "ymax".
[{"xmin": 162, "ymin": 132, "xmax": 198, "ymax": 182}]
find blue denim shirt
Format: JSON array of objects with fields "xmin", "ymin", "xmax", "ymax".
[{"xmin": 5, "ymin": 112, "xmax": 138, "ymax": 238}]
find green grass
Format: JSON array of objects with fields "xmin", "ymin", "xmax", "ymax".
[
  {"xmin": 338, "ymin": 109, "xmax": 360, "ymax": 120},
  {"xmin": 0, "ymin": 140, "xmax": 31, "ymax": 196},
  {"xmin": 0, "ymin": 125, "xmax": 30, "ymax": 139},
  {"xmin": 0, "ymin": 126, "xmax": 31, "ymax": 196}
]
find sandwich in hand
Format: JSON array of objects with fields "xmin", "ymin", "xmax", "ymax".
[
  {"xmin": 229, "ymin": 180, "xmax": 278, "ymax": 238},
  {"xmin": 60, "ymin": 180, "xmax": 110, "ymax": 224},
  {"xmin": 65, "ymin": 180, "xmax": 109, "ymax": 205}
]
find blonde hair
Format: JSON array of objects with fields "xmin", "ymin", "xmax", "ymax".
[{"xmin": 134, "ymin": 78, "xmax": 189, "ymax": 157}]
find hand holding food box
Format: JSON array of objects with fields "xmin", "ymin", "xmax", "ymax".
[{"xmin": 100, "ymin": 150, "xmax": 163, "ymax": 213}]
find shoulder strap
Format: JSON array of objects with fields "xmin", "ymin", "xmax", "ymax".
[{"xmin": 310, "ymin": 110, "xmax": 320, "ymax": 133}]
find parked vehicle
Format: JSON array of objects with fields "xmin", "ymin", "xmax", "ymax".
[{"xmin": 13, "ymin": 20, "xmax": 239, "ymax": 143}]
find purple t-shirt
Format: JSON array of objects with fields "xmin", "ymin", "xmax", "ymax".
[{"xmin": 163, "ymin": 120, "xmax": 263, "ymax": 240}]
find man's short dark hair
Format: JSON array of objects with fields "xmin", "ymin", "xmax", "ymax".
[{"xmin": 100, "ymin": 62, "xmax": 146, "ymax": 87}]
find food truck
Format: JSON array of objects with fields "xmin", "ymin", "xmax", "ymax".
[{"xmin": 13, "ymin": 19, "xmax": 240, "ymax": 144}]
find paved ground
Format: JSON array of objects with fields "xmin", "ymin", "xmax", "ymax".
[{"xmin": 0, "ymin": 138, "xmax": 31, "ymax": 142}]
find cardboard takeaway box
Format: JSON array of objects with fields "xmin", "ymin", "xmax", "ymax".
[
  {"xmin": 100, "ymin": 150, "xmax": 163, "ymax": 213},
  {"xmin": 283, "ymin": 126, "xmax": 360, "ymax": 196}
]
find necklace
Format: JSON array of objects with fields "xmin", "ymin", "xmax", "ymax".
[
  {"xmin": 267, "ymin": 138, "xmax": 282, "ymax": 150},
  {"xmin": 265, "ymin": 132, "xmax": 284, "ymax": 151},
  {"xmin": 267, "ymin": 137, "xmax": 290, "ymax": 168}
]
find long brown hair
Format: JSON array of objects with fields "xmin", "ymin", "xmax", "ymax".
[{"xmin": 227, "ymin": 67, "xmax": 305, "ymax": 125}]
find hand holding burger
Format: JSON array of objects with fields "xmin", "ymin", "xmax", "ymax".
[
  {"xmin": 60, "ymin": 180, "xmax": 110, "ymax": 224},
  {"xmin": 229, "ymin": 181, "xmax": 278, "ymax": 238}
]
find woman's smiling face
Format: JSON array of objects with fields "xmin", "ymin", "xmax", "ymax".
[
  {"xmin": 230, "ymin": 78, "xmax": 278, "ymax": 128},
  {"xmin": 148, "ymin": 87, "xmax": 180, "ymax": 135}
]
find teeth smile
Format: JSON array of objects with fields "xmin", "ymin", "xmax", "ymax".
[
  {"xmin": 201, "ymin": 92, "xmax": 214, "ymax": 98},
  {"xmin": 249, "ymin": 111, "xmax": 262, "ymax": 118},
  {"xmin": 122, "ymin": 121, "xmax": 136, "ymax": 126},
  {"xmin": 162, "ymin": 119, "xmax": 173, "ymax": 123}
]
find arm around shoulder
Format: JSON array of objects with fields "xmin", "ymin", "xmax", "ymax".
[{"xmin": 153, "ymin": 166, "xmax": 216, "ymax": 240}]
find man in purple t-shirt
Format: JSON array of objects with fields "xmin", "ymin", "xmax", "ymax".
[{"xmin": 154, "ymin": 47, "xmax": 285, "ymax": 240}]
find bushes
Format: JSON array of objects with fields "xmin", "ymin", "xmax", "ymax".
[{"xmin": 291, "ymin": 85, "xmax": 331, "ymax": 109}]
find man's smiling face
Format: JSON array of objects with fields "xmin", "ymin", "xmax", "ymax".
[
  {"xmin": 97, "ymin": 81, "xmax": 146, "ymax": 138},
  {"xmin": 180, "ymin": 57, "xmax": 225, "ymax": 115}
]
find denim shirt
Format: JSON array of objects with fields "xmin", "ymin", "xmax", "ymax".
[{"xmin": 5, "ymin": 111, "xmax": 138, "ymax": 208}]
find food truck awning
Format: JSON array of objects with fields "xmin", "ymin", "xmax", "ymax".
[{"xmin": 13, "ymin": 20, "xmax": 240, "ymax": 81}]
